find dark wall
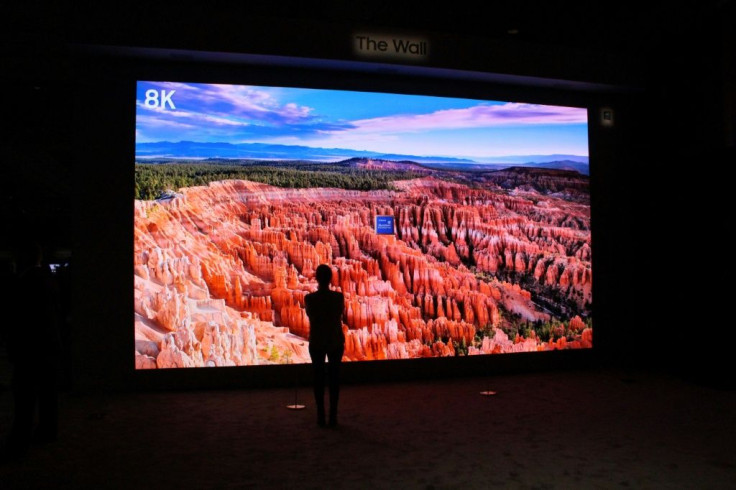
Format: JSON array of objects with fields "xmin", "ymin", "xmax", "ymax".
[
  {"xmin": 628, "ymin": 5, "xmax": 735, "ymax": 386},
  {"xmin": 5, "ymin": 2, "xmax": 734, "ymax": 392}
]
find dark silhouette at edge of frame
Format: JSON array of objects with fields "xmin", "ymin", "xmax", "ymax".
[
  {"xmin": 304, "ymin": 264, "xmax": 345, "ymax": 428},
  {"xmin": 1, "ymin": 239, "xmax": 63, "ymax": 462}
]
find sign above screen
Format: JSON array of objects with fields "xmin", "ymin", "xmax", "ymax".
[
  {"xmin": 353, "ymin": 32, "xmax": 430, "ymax": 62},
  {"xmin": 133, "ymin": 80, "xmax": 592, "ymax": 370}
]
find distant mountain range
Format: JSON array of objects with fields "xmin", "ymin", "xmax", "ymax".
[
  {"xmin": 136, "ymin": 141, "xmax": 589, "ymax": 175},
  {"xmin": 420, "ymin": 160, "xmax": 589, "ymax": 175}
]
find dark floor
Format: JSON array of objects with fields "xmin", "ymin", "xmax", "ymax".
[{"xmin": 1, "ymin": 356, "xmax": 735, "ymax": 489}]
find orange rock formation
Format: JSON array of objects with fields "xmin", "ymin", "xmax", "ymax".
[{"xmin": 134, "ymin": 176, "xmax": 592, "ymax": 369}]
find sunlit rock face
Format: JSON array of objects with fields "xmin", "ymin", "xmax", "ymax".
[{"xmin": 134, "ymin": 175, "xmax": 592, "ymax": 369}]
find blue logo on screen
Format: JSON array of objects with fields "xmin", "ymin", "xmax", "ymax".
[{"xmin": 375, "ymin": 215, "xmax": 395, "ymax": 235}]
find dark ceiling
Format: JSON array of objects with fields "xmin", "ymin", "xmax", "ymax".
[
  {"xmin": 1, "ymin": 1, "xmax": 733, "ymax": 258},
  {"xmin": 4, "ymin": 1, "xmax": 731, "ymax": 80}
]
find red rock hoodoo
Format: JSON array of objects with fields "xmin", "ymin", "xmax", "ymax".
[{"xmin": 134, "ymin": 176, "xmax": 592, "ymax": 368}]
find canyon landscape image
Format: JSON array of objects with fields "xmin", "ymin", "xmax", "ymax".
[{"xmin": 134, "ymin": 82, "xmax": 592, "ymax": 369}]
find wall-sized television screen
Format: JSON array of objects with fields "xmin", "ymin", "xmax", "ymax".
[{"xmin": 134, "ymin": 81, "xmax": 592, "ymax": 369}]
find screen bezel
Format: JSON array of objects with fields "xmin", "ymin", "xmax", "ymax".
[{"xmin": 130, "ymin": 61, "xmax": 596, "ymax": 379}]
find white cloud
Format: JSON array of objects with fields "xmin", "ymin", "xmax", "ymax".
[
  {"xmin": 137, "ymin": 101, "xmax": 251, "ymax": 127},
  {"xmin": 347, "ymin": 103, "xmax": 587, "ymax": 135}
]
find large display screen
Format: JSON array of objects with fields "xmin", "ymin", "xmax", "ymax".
[{"xmin": 134, "ymin": 80, "xmax": 592, "ymax": 369}]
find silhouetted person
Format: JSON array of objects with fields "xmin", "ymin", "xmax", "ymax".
[
  {"xmin": 2, "ymin": 240, "xmax": 62, "ymax": 460},
  {"xmin": 304, "ymin": 264, "xmax": 345, "ymax": 427}
]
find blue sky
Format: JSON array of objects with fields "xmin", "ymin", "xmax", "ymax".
[{"xmin": 136, "ymin": 81, "xmax": 589, "ymax": 161}]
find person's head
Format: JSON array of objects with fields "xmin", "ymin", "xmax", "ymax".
[{"xmin": 315, "ymin": 264, "xmax": 332, "ymax": 289}]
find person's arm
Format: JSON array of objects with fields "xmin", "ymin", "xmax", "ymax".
[
  {"xmin": 304, "ymin": 294, "xmax": 313, "ymax": 319},
  {"xmin": 337, "ymin": 293, "xmax": 345, "ymax": 323}
]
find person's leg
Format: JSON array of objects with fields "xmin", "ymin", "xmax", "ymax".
[
  {"xmin": 309, "ymin": 346, "xmax": 326, "ymax": 426},
  {"xmin": 35, "ymin": 370, "xmax": 58, "ymax": 442},
  {"xmin": 326, "ymin": 346, "xmax": 344, "ymax": 426}
]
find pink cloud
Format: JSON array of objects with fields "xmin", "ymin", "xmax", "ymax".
[{"xmin": 349, "ymin": 102, "xmax": 587, "ymax": 134}]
